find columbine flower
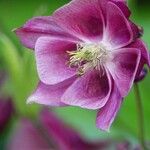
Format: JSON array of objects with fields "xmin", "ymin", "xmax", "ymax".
[
  {"xmin": 8, "ymin": 109, "xmax": 110, "ymax": 150},
  {"xmin": 15, "ymin": 0, "xmax": 150, "ymax": 131}
]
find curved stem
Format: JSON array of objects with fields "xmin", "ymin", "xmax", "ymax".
[{"xmin": 134, "ymin": 83, "xmax": 147, "ymax": 150}]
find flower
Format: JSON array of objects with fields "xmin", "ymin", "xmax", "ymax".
[
  {"xmin": 8, "ymin": 109, "xmax": 110, "ymax": 150},
  {"xmin": 15, "ymin": 0, "xmax": 150, "ymax": 131}
]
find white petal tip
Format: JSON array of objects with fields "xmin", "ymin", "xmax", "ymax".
[
  {"xmin": 96, "ymin": 122, "xmax": 111, "ymax": 132},
  {"xmin": 100, "ymin": 127, "xmax": 110, "ymax": 132},
  {"xmin": 26, "ymin": 97, "xmax": 36, "ymax": 104}
]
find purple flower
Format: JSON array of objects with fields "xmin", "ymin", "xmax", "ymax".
[
  {"xmin": 8, "ymin": 109, "xmax": 110, "ymax": 150},
  {"xmin": 15, "ymin": 0, "xmax": 150, "ymax": 131}
]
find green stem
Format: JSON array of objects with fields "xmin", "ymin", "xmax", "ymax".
[{"xmin": 134, "ymin": 83, "xmax": 147, "ymax": 150}]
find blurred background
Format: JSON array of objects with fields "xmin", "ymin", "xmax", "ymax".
[{"xmin": 0, "ymin": 0, "xmax": 150, "ymax": 149}]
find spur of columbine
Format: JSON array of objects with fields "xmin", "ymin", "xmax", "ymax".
[{"xmin": 15, "ymin": 0, "xmax": 150, "ymax": 131}]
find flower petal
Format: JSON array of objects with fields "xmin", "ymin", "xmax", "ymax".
[
  {"xmin": 27, "ymin": 77, "xmax": 76, "ymax": 106},
  {"xmin": 61, "ymin": 70, "xmax": 111, "ymax": 109},
  {"xmin": 103, "ymin": 2, "xmax": 133, "ymax": 49},
  {"xmin": 40, "ymin": 109, "xmax": 109, "ymax": 150},
  {"xmin": 134, "ymin": 68, "xmax": 147, "ymax": 83},
  {"xmin": 129, "ymin": 22, "xmax": 143, "ymax": 39},
  {"xmin": 35, "ymin": 37, "xmax": 77, "ymax": 85},
  {"xmin": 112, "ymin": 1, "xmax": 130, "ymax": 18},
  {"xmin": 15, "ymin": 16, "xmax": 79, "ymax": 49},
  {"xmin": 96, "ymin": 81, "xmax": 122, "ymax": 131},
  {"xmin": 99, "ymin": 0, "xmax": 130, "ymax": 20},
  {"xmin": 40, "ymin": 109, "xmax": 86, "ymax": 150},
  {"xmin": 7, "ymin": 119, "xmax": 51, "ymax": 150},
  {"xmin": 53, "ymin": 0, "xmax": 104, "ymax": 42},
  {"xmin": 106, "ymin": 48, "xmax": 141, "ymax": 97},
  {"xmin": 127, "ymin": 39, "xmax": 150, "ymax": 80},
  {"xmin": 127, "ymin": 39, "xmax": 150, "ymax": 66}
]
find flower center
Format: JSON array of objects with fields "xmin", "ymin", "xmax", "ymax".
[{"xmin": 68, "ymin": 43, "xmax": 109, "ymax": 76}]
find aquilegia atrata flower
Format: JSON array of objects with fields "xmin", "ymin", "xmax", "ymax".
[{"xmin": 15, "ymin": 0, "xmax": 150, "ymax": 131}]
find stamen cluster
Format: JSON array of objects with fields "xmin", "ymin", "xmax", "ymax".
[{"xmin": 68, "ymin": 43, "xmax": 109, "ymax": 76}]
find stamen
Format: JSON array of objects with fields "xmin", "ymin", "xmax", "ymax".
[{"xmin": 67, "ymin": 43, "xmax": 109, "ymax": 76}]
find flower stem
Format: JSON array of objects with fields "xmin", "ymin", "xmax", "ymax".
[{"xmin": 134, "ymin": 83, "xmax": 147, "ymax": 150}]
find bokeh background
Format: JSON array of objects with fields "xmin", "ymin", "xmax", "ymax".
[{"xmin": 0, "ymin": 0, "xmax": 150, "ymax": 149}]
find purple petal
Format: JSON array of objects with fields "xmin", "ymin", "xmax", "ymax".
[
  {"xmin": 7, "ymin": 119, "xmax": 51, "ymax": 150},
  {"xmin": 35, "ymin": 37, "xmax": 77, "ymax": 85},
  {"xmin": 112, "ymin": 1, "xmax": 130, "ymax": 18},
  {"xmin": 101, "ymin": 1, "xmax": 141, "ymax": 42},
  {"xmin": 129, "ymin": 22, "xmax": 143, "ymax": 40},
  {"xmin": 40, "ymin": 109, "xmax": 85, "ymax": 150},
  {"xmin": 103, "ymin": 2, "xmax": 133, "ymax": 49},
  {"xmin": 134, "ymin": 68, "xmax": 147, "ymax": 83},
  {"xmin": 61, "ymin": 70, "xmax": 111, "ymax": 109},
  {"xmin": 126, "ymin": 39, "xmax": 150, "ymax": 81},
  {"xmin": 100, "ymin": 0, "xmax": 130, "ymax": 21},
  {"xmin": 15, "ymin": 16, "xmax": 79, "ymax": 49},
  {"xmin": 96, "ymin": 81, "xmax": 122, "ymax": 131},
  {"xmin": 8, "ymin": 110, "xmax": 111, "ymax": 150},
  {"xmin": 127, "ymin": 39, "xmax": 150, "ymax": 66},
  {"xmin": 27, "ymin": 77, "xmax": 76, "ymax": 106},
  {"xmin": 106, "ymin": 48, "xmax": 141, "ymax": 97},
  {"xmin": 53, "ymin": 0, "xmax": 104, "ymax": 42},
  {"xmin": 40, "ymin": 109, "xmax": 109, "ymax": 150}
]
